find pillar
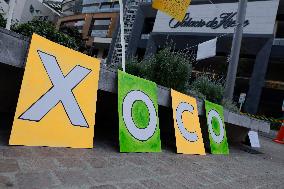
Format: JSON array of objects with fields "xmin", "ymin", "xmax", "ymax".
[{"xmin": 244, "ymin": 38, "xmax": 274, "ymax": 114}]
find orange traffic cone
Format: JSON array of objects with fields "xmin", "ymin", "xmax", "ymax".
[{"xmin": 273, "ymin": 125, "xmax": 284, "ymax": 144}]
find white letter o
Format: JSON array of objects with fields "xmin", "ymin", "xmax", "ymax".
[
  {"xmin": 122, "ymin": 91, "xmax": 157, "ymax": 141},
  {"xmin": 207, "ymin": 110, "xmax": 225, "ymax": 144}
]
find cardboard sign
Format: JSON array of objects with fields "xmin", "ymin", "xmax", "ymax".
[
  {"xmin": 171, "ymin": 90, "xmax": 206, "ymax": 155},
  {"xmin": 152, "ymin": 0, "xmax": 191, "ymax": 22},
  {"xmin": 196, "ymin": 38, "xmax": 217, "ymax": 61},
  {"xmin": 205, "ymin": 101, "xmax": 229, "ymax": 154},
  {"xmin": 118, "ymin": 71, "xmax": 161, "ymax": 152},
  {"xmin": 9, "ymin": 34, "xmax": 101, "ymax": 148},
  {"xmin": 248, "ymin": 131, "xmax": 260, "ymax": 148}
]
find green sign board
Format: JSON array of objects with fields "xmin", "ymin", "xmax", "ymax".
[
  {"xmin": 205, "ymin": 100, "xmax": 229, "ymax": 154},
  {"xmin": 118, "ymin": 71, "xmax": 161, "ymax": 153}
]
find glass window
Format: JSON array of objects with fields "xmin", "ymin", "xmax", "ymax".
[
  {"xmin": 83, "ymin": 0, "xmax": 97, "ymax": 5},
  {"xmin": 101, "ymin": 3, "xmax": 111, "ymax": 9},
  {"xmin": 91, "ymin": 30, "xmax": 108, "ymax": 37},
  {"xmin": 82, "ymin": 6, "xmax": 99, "ymax": 13},
  {"xmin": 113, "ymin": 2, "xmax": 120, "ymax": 8},
  {"xmin": 94, "ymin": 19, "xmax": 111, "ymax": 26},
  {"xmin": 142, "ymin": 18, "xmax": 155, "ymax": 34},
  {"xmin": 74, "ymin": 20, "xmax": 85, "ymax": 27}
]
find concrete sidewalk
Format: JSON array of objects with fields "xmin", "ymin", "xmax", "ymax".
[{"xmin": 0, "ymin": 134, "xmax": 283, "ymax": 189}]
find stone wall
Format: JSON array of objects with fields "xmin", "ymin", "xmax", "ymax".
[
  {"xmin": 0, "ymin": 28, "xmax": 29, "ymax": 68},
  {"xmin": 0, "ymin": 28, "xmax": 29, "ymax": 113}
]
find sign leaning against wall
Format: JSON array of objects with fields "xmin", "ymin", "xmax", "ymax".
[{"xmin": 9, "ymin": 34, "xmax": 101, "ymax": 148}]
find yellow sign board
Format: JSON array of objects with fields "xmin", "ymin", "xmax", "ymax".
[
  {"xmin": 9, "ymin": 34, "xmax": 101, "ymax": 148},
  {"xmin": 171, "ymin": 89, "xmax": 206, "ymax": 155},
  {"xmin": 152, "ymin": 0, "xmax": 191, "ymax": 22}
]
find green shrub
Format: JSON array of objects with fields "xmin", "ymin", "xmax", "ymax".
[
  {"xmin": 59, "ymin": 26, "xmax": 87, "ymax": 53},
  {"xmin": 124, "ymin": 58, "xmax": 147, "ymax": 79},
  {"xmin": 123, "ymin": 50, "xmax": 240, "ymax": 112},
  {"xmin": 123, "ymin": 48, "xmax": 192, "ymax": 92},
  {"xmin": 122, "ymin": 48, "xmax": 192, "ymax": 92},
  {"xmin": 12, "ymin": 20, "xmax": 82, "ymax": 52},
  {"xmin": 145, "ymin": 48, "xmax": 192, "ymax": 92},
  {"xmin": 221, "ymin": 98, "xmax": 239, "ymax": 113},
  {"xmin": 188, "ymin": 89, "xmax": 206, "ymax": 101},
  {"xmin": 189, "ymin": 75, "xmax": 224, "ymax": 104},
  {"xmin": 188, "ymin": 75, "xmax": 239, "ymax": 112},
  {"xmin": 0, "ymin": 14, "xmax": 6, "ymax": 28}
]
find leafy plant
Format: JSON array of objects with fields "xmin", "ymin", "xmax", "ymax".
[
  {"xmin": 12, "ymin": 20, "xmax": 83, "ymax": 52},
  {"xmin": 122, "ymin": 46, "xmax": 239, "ymax": 112},
  {"xmin": 221, "ymin": 98, "xmax": 239, "ymax": 113},
  {"xmin": 189, "ymin": 75, "xmax": 224, "ymax": 104},
  {"xmin": 124, "ymin": 58, "xmax": 147, "ymax": 78},
  {"xmin": 59, "ymin": 26, "xmax": 87, "ymax": 53},
  {"xmin": 145, "ymin": 48, "xmax": 192, "ymax": 92},
  {"xmin": 0, "ymin": 14, "xmax": 6, "ymax": 28},
  {"xmin": 124, "ymin": 48, "xmax": 193, "ymax": 92},
  {"xmin": 188, "ymin": 75, "xmax": 239, "ymax": 112}
]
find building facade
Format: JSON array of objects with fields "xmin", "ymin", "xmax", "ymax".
[
  {"xmin": 1, "ymin": 0, "xmax": 58, "ymax": 24},
  {"xmin": 108, "ymin": 0, "xmax": 284, "ymax": 118},
  {"xmin": 57, "ymin": 0, "xmax": 120, "ymax": 60},
  {"xmin": 107, "ymin": 0, "xmax": 152, "ymax": 67}
]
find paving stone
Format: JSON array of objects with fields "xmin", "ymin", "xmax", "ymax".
[
  {"xmin": 206, "ymin": 168, "xmax": 244, "ymax": 182},
  {"xmin": 16, "ymin": 172, "xmax": 56, "ymax": 189},
  {"xmin": 88, "ymin": 167, "xmax": 155, "ymax": 183},
  {"xmin": 140, "ymin": 179, "xmax": 167, "ymax": 189},
  {"xmin": 90, "ymin": 185, "xmax": 117, "ymax": 189},
  {"xmin": 18, "ymin": 158, "xmax": 58, "ymax": 171},
  {"xmin": 86, "ymin": 156, "xmax": 130, "ymax": 169},
  {"xmin": 126, "ymin": 157, "xmax": 154, "ymax": 167},
  {"xmin": 56, "ymin": 158, "xmax": 88, "ymax": 169},
  {"xmin": 176, "ymin": 172, "xmax": 218, "ymax": 187},
  {"xmin": 117, "ymin": 182, "xmax": 146, "ymax": 189},
  {"xmin": 107, "ymin": 157, "xmax": 130, "ymax": 168},
  {"xmin": 2, "ymin": 147, "xmax": 33, "ymax": 158},
  {"xmin": 55, "ymin": 170, "xmax": 91, "ymax": 187},
  {"xmin": 51, "ymin": 186, "xmax": 90, "ymax": 189},
  {"xmin": 32, "ymin": 147, "xmax": 64, "ymax": 158},
  {"xmin": 156, "ymin": 176, "xmax": 190, "ymax": 189},
  {"xmin": 59, "ymin": 148, "xmax": 91, "ymax": 158},
  {"xmin": 232, "ymin": 173, "xmax": 284, "ymax": 189},
  {"xmin": 257, "ymin": 183, "xmax": 284, "ymax": 189},
  {"xmin": 0, "ymin": 134, "xmax": 283, "ymax": 189},
  {"xmin": 0, "ymin": 175, "xmax": 15, "ymax": 188},
  {"xmin": 206, "ymin": 182, "xmax": 233, "ymax": 189},
  {"xmin": 158, "ymin": 156, "xmax": 206, "ymax": 173},
  {"xmin": 86, "ymin": 157, "xmax": 108, "ymax": 168},
  {"xmin": 140, "ymin": 178, "xmax": 190, "ymax": 189},
  {"xmin": 197, "ymin": 170, "xmax": 230, "ymax": 184},
  {"xmin": 147, "ymin": 165, "xmax": 176, "ymax": 176},
  {"xmin": 0, "ymin": 159, "xmax": 19, "ymax": 173}
]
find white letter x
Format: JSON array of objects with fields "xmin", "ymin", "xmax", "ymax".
[{"xmin": 19, "ymin": 51, "xmax": 91, "ymax": 128}]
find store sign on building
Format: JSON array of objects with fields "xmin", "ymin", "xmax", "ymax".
[
  {"xmin": 153, "ymin": 0, "xmax": 279, "ymax": 35},
  {"xmin": 169, "ymin": 12, "xmax": 250, "ymax": 30}
]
